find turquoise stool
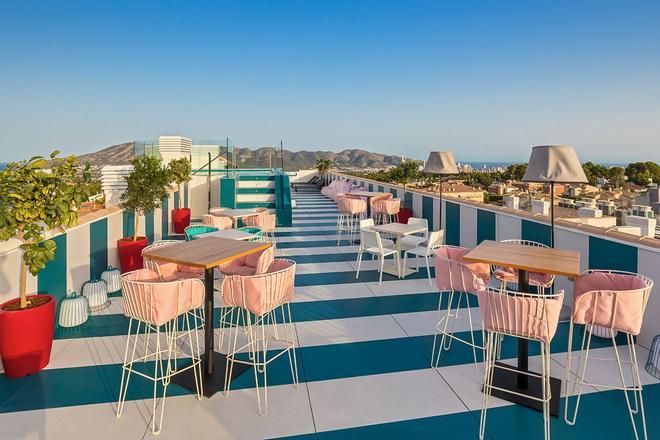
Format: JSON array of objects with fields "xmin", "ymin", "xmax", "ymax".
[
  {"xmin": 238, "ymin": 227, "xmax": 263, "ymax": 242},
  {"xmin": 184, "ymin": 225, "xmax": 219, "ymax": 241}
]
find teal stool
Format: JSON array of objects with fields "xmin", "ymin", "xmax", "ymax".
[
  {"xmin": 238, "ymin": 227, "xmax": 263, "ymax": 242},
  {"xmin": 184, "ymin": 225, "xmax": 219, "ymax": 241}
]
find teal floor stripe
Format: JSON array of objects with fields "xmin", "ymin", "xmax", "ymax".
[
  {"xmin": 54, "ymin": 291, "xmax": 465, "ymax": 340},
  {"xmin": 0, "ymin": 322, "xmax": 623, "ymax": 414},
  {"xmin": 276, "ymin": 382, "xmax": 660, "ymax": 440}
]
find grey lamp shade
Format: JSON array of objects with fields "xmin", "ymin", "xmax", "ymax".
[
  {"xmin": 522, "ymin": 145, "xmax": 588, "ymax": 183},
  {"xmin": 424, "ymin": 151, "xmax": 458, "ymax": 175}
]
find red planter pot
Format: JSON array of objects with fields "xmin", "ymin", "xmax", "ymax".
[
  {"xmin": 172, "ymin": 208, "xmax": 191, "ymax": 234},
  {"xmin": 397, "ymin": 207, "xmax": 413, "ymax": 224},
  {"xmin": 117, "ymin": 237, "xmax": 148, "ymax": 273},
  {"xmin": 0, "ymin": 294, "xmax": 55, "ymax": 378}
]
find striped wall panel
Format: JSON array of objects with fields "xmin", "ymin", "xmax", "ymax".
[
  {"xmin": 445, "ymin": 201, "xmax": 461, "ymax": 246},
  {"xmin": 476, "ymin": 209, "xmax": 496, "ymax": 244}
]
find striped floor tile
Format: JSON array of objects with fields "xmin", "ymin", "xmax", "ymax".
[{"xmin": 2, "ymin": 188, "xmax": 658, "ymax": 440}]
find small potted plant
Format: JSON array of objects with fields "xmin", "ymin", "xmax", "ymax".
[
  {"xmin": 0, "ymin": 152, "xmax": 91, "ymax": 377},
  {"xmin": 389, "ymin": 159, "xmax": 420, "ymax": 223},
  {"xmin": 168, "ymin": 157, "xmax": 193, "ymax": 234},
  {"xmin": 117, "ymin": 155, "xmax": 171, "ymax": 272}
]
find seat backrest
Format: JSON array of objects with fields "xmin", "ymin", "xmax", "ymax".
[
  {"xmin": 434, "ymin": 245, "xmax": 490, "ymax": 294},
  {"xmin": 360, "ymin": 229, "xmax": 383, "ymax": 250},
  {"xmin": 572, "ymin": 270, "xmax": 653, "ymax": 335},
  {"xmin": 184, "ymin": 225, "xmax": 218, "ymax": 241},
  {"xmin": 426, "ymin": 230, "xmax": 445, "ymax": 249},
  {"xmin": 360, "ymin": 218, "xmax": 375, "ymax": 230},
  {"xmin": 501, "ymin": 239, "xmax": 548, "ymax": 249},
  {"xmin": 142, "ymin": 240, "xmax": 184, "ymax": 280},
  {"xmin": 202, "ymin": 214, "xmax": 233, "ymax": 230},
  {"xmin": 222, "ymin": 259, "xmax": 296, "ymax": 316},
  {"xmin": 408, "ymin": 217, "xmax": 429, "ymax": 237},
  {"xmin": 120, "ymin": 269, "xmax": 204, "ymax": 325},
  {"xmin": 477, "ymin": 287, "xmax": 564, "ymax": 343}
]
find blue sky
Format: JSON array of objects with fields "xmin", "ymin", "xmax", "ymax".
[{"xmin": 1, "ymin": 0, "xmax": 659, "ymax": 163}]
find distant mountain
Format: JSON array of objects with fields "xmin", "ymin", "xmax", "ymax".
[
  {"xmin": 77, "ymin": 142, "xmax": 403, "ymax": 171},
  {"xmin": 78, "ymin": 142, "xmax": 135, "ymax": 168}
]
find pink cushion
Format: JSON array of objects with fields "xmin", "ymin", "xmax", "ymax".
[
  {"xmin": 222, "ymin": 259, "xmax": 296, "ymax": 316},
  {"xmin": 434, "ymin": 246, "xmax": 490, "ymax": 294},
  {"xmin": 219, "ymin": 244, "xmax": 275, "ymax": 276},
  {"xmin": 493, "ymin": 268, "xmax": 554, "ymax": 287},
  {"xmin": 477, "ymin": 288, "xmax": 564, "ymax": 343},
  {"xmin": 121, "ymin": 269, "xmax": 204, "ymax": 325},
  {"xmin": 572, "ymin": 271, "xmax": 650, "ymax": 335}
]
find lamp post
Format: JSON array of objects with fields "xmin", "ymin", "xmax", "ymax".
[
  {"xmin": 522, "ymin": 145, "xmax": 588, "ymax": 248},
  {"xmin": 423, "ymin": 151, "xmax": 458, "ymax": 229}
]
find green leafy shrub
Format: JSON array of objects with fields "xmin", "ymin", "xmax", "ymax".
[{"xmin": 0, "ymin": 151, "xmax": 92, "ymax": 308}]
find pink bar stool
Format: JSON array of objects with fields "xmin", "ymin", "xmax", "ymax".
[
  {"xmin": 478, "ymin": 286, "xmax": 564, "ymax": 440},
  {"xmin": 202, "ymin": 213, "xmax": 233, "ymax": 230},
  {"xmin": 337, "ymin": 195, "xmax": 367, "ymax": 245},
  {"xmin": 492, "ymin": 239, "xmax": 555, "ymax": 294},
  {"xmin": 432, "ymin": 245, "xmax": 491, "ymax": 374},
  {"xmin": 564, "ymin": 270, "xmax": 654, "ymax": 440},
  {"xmin": 243, "ymin": 211, "xmax": 277, "ymax": 242},
  {"xmin": 221, "ymin": 259, "xmax": 299, "ymax": 415},
  {"xmin": 117, "ymin": 269, "xmax": 205, "ymax": 435},
  {"xmin": 372, "ymin": 197, "xmax": 400, "ymax": 225}
]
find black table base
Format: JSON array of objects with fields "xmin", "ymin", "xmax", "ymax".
[
  {"xmin": 490, "ymin": 362, "xmax": 561, "ymax": 416},
  {"xmin": 173, "ymin": 351, "xmax": 249, "ymax": 398}
]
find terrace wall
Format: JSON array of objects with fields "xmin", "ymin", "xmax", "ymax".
[
  {"xmin": 327, "ymin": 172, "xmax": 660, "ymax": 348},
  {"xmin": 0, "ymin": 188, "xmax": 186, "ymax": 310}
]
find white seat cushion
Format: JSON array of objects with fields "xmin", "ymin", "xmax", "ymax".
[{"xmin": 399, "ymin": 235, "xmax": 426, "ymax": 250}]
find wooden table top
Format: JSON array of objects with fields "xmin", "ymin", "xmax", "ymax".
[
  {"xmin": 209, "ymin": 208, "xmax": 260, "ymax": 219},
  {"xmin": 373, "ymin": 223, "xmax": 426, "ymax": 237},
  {"xmin": 192, "ymin": 229, "xmax": 255, "ymax": 241},
  {"xmin": 348, "ymin": 191, "xmax": 390, "ymax": 198},
  {"xmin": 142, "ymin": 237, "xmax": 271, "ymax": 269},
  {"xmin": 463, "ymin": 240, "xmax": 580, "ymax": 277}
]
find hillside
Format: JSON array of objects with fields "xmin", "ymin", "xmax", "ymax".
[{"xmin": 78, "ymin": 142, "xmax": 402, "ymax": 171}]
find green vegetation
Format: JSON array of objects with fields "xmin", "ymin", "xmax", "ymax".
[
  {"xmin": 315, "ymin": 158, "xmax": 332, "ymax": 183},
  {"xmin": 625, "ymin": 161, "xmax": 660, "ymax": 185},
  {"xmin": 168, "ymin": 157, "xmax": 192, "ymax": 194},
  {"xmin": 0, "ymin": 151, "xmax": 92, "ymax": 308},
  {"xmin": 120, "ymin": 155, "xmax": 171, "ymax": 241}
]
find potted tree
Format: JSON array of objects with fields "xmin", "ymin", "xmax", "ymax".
[
  {"xmin": 315, "ymin": 158, "xmax": 332, "ymax": 185},
  {"xmin": 389, "ymin": 159, "xmax": 420, "ymax": 224},
  {"xmin": 117, "ymin": 155, "xmax": 171, "ymax": 272},
  {"xmin": 168, "ymin": 157, "xmax": 193, "ymax": 234},
  {"xmin": 0, "ymin": 152, "xmax": 91, "ymax": 378}
]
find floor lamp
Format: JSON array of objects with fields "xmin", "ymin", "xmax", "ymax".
[
  {"xmin": 424, "ymin": 151, "xmax": 458, "ymax": 230},
  {"xmin": 522, "ymin": 145, "xmax": 588, "ymax": 248}
]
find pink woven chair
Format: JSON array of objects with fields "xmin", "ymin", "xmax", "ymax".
[
  {"xmin": 202, "ymin": 213, "xmax": 233, "ymax": 230},
  {"xmin": 478, "ymin": 286, "xmax": 564, "ymax": 440},
  {"xmin": 117, "ymin": 269, "xmax": 204, "ymax": 435},
  {"xmin": 337, "ymin": 195, "xmax": 367, "ymax": 245},
  {"xmin": 564, "ymin": 270, "xmax": 654, "ymax": 440},
  {"xmin": 373, "ymin": 197, "xmax": 400, "ymax": 225},
  {"xmin": 218, "ymin": 243, "xmax": 275, "ymax": 276},
  {"xmin": 492, "ymin": 240, "xmax": 555, "ymax": 293},
  {"xmin": 432, "ymin": 246, "xmax": 491, "ymax": 372},
  {"xmin": 222, "ymin": 259, "xmax": 298, "ymax": 415},
  {"xmin": 243, "ymin": 211, "xmax": 277, "ymax": 242},
  {"xmin": 142, "ymin": 240, "xmax": 204, "ymax": 282}
]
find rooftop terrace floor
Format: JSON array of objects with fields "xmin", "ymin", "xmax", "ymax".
[{"xmin": 1, "ymin": 186, "xmax": 659, "ymax": 439}]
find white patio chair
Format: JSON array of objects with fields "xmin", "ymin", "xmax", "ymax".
[
  {"xmin": 403, "ymin": 230, "xmax": 444, "ymax": 286},
  {"xmin": 356, "ymin": 229, "xmax": 400, "ymax": 285},
  {"xmin": 399, "ymin": 217, "xmax": 429, "ymax": 251},
  {"xmin": 360, "ymin": 218, "xmax": 394, "ymax": 248}
]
